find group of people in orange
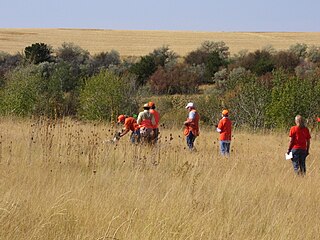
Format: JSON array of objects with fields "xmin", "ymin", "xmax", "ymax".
[
  {"xmin": 117, "ymin": 101, "xmax": 311, "ymax": 175},
  {"xmin": 117, "ymin": 101, "xmax": 232, "ymax": 155},
  {"xmin": 117, "ymin": 102, "xmax": 160, "ymax": 144}
]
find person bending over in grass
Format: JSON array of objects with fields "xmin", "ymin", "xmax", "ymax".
[{"xmin": 117, "ymin": 114, "xmax": 140, "ymax": 143}]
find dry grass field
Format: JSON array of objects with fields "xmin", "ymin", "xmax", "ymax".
[
  {"xmin": 1, "ymin": 117, "xmax": 320, "ymax": 239},
  {"xmin": 0, "ymin": 28, "xmax": 320, "ymax": 57}
]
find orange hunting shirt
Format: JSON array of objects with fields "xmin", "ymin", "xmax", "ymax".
[
  {"xmin": 217, "ymin": 117, "xmax": 232, "ymax": 141},
  {"xmin": 289, "ymin": 126, "xmax": 311, "ymax": 150},
  {"xmin": 150, "ymin": 109, "xmax": 160, "ymax": 129},
  {"xmin": 124, "ymin": 117, "xmax": 139, "ymax": 132}
]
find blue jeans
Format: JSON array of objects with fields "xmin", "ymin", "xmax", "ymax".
[
  {"xmin": 291, "ymin": 149, "xmax": 307, "ymax": 174},
  {"xmin": 130, "ymin": 130, "xmax": 140, "ymax": 144},
  {"xmin": 186, "ymin": 131, "xmax": 196, "ymax": 150},
  {"xmin": 220, "ymin": 141, "xmax": 231, "ymax": 156}
]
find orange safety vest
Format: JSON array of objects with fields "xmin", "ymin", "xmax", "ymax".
[{"xmin": 184, "ymin": 109, "xmax": 200, "ymax": 136}]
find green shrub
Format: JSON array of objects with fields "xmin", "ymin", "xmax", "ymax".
[
  {"xmin": 79, "ymin": 70, "xmax": 138, "ymax": 121},
  {"xmin": 0, "ymin": 66, "xmax": 42, "ymax": 116},
  {"xmin": 266, "ymin": 70, "xmax": 320, "ymax": 128},
  {"xmin": 25, "ymin": 43, "xmax": 52, "ymax": 64}
]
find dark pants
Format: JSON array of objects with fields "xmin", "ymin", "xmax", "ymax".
[
  {"xmin": 291, "ymin": 149, "xmax": 308, "ymax": 174},
  {"xmin": 186, "ymin": 131, "xmax": 196, "ymax": 150},
  {"xmin": 152, "ymin": 128, "xmax": 159, "ymax": 144}
]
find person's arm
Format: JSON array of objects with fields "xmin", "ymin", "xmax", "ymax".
[
  {"xmin": 151, "ymin": 114, "xmax": 156, "ymax": 126},
  {"xmin": 137, "ymin": 112, "xmax": 142, "ymax": 125},
  {"xmin": 184, "ymin": 111, "xmax": 195, "ymax": 125},
  {"xmin": 306, "ymin": 139, "xmax": 310, "ymax": 155},
  {"xmin": 119, "ymin": 128, "xmax": 129, "ymax": 137},
  {"xmin": 288, "ymin": 137, "xmax": 294, "ymax": 154},
  {"xmin": 216, "ymin": 120, "xmax": 223, "ymax": 133}
]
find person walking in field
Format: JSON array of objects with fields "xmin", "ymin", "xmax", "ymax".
[
  {"xmin": 148, "ymin": 101, "xmax": 160, "ymax": 144},
  {"xmin": 216, "ymin": 109, "xmax": 232, "ymax": 156},
  {"xmin": 184, "ymin": 102, "xmax": 200, "ymax": 151},
  {"xmin": 117, "ymin": 114, "xmax": 140, "ymax": 143},
  {"xmin": 137, "ymin": 103, "xmax": 156, "ymax": 144},
  {"xmin": 287, "ymin": 115, "xmax": 311, "ymax": 175}
]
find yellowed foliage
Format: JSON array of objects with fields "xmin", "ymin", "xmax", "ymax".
[
  {"xmin": 1, "ymin": 117, "xmax": 320, "ymax": 239},
  {"xmin": 0, "ymin": 28, "xmax": 320, "ymax": 57}
]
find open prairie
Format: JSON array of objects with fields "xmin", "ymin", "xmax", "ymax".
[
  {"xmin": 1, "ymin": 117, "xmax": 320, "ymax": 239},
  {"xmin": 0, "ymin": 28, "xmax": 320, "ymax": 56}
]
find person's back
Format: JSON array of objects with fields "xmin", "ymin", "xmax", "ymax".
[
  {"xmin": 289, "ymin": 125, "xmax": 310, "ymax": 150},
  {"xmin": 124, "ymin": 117, "xmax": 139, "ymax": 132},
  {"xmin": 149, "ymin": 109, "xmax": 159, "ymax": 129},
  {"xmin": 218, "ymin": 117, "xmax": 232, "ymax": 141},
  {"xmin": 288, "ymin": 115, "xmax": 311, "ymax": 175},
  {"xmin": 137, "ymin": 103, "xmax": 156, "ymax": 128}
]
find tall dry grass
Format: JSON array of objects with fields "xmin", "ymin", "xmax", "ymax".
[
  {"xmin": 1, "ymin": 28, "xmax": 320, "ymax": 56},
  {"xmin": 1, "ymin": 117, "xmax": 320, "ymax": 239}
]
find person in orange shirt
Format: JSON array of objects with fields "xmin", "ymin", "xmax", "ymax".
[
  {"xmin": 184, "ymin": 102, "xmax": 200, "ymax": 150},
  {"xmin": 287, "ymin": 115, "xmax": 311, "ymax": 175},
  {"xmin": 117, "ymin": 114, "xmax": 141, "ymax": 143},
  {"xmin": 216, "ymin": 109, "xmax": 232, "ymax": 156},
  {"xmin": 148, "ymin": 101, "xmax": 160, "ymax": 144}
]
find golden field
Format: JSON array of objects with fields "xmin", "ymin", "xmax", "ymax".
[
  {"xmin": 1, "ymin": 117, "xmax": 320, "ymax": 239},
  {"xmin": 0, "ymin": 28, "xmax": 320, "ymax": 57}
]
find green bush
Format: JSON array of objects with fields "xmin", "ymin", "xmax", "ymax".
[
  {"xmin": 25, "ymin": 43, "xmax": 52, "ymax": 64},
  {"xmin": 266, "ymin": 70, "xmax": 320, "ymax": 128},
  {"xmin": 79, "ymin": 70, "xmax": 138, "ymax": 121},
  {"xmin": 0, "ymin": 66, "xmax": 42, "ymax": 116},
  {"xmin": 224, "ymin": 73, "xmax": 271, "ymax": 130}
]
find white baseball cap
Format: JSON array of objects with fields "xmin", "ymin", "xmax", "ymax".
[{"xmin": 185, "ymin": 102, "xmax": 195, "ymax": 109}]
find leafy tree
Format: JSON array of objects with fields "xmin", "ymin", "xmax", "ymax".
[
  {"xmin": 79, "ymin": 70, "xmax": 138, "ymax": 121},
  {"xmin": 56, "ymin": 42, "xmax": 90, "ymax": 64},
  {"xmin": 272, "ymin": 50, "xmax": 300, "ymax": 73},
  {"xmin": 0, "ymin": 52, "xmax": 23, "ymax": 87},
  {"xmin": 24, "ymin": 43, "xmax": 52, "ymax": 64},
  {"xmin": 0, "ymin": 65, "xmax": 42, "ymax": 116},
  {"xmin": 129, "ymin": 55, "xmax": 156, "ymax": 86},
  {"xmin": 149, "ymin": 63, "xmax": 201, "ymax": 95},
  {"xmin": 224, "ymin": 72, "xmax": 271, "ymax": 130},
  {"xmin": 239, "ymin": 50, "xmax": 275, "ymax": 76},
  {"xmin": 306, "ymin": 45, "xmax": 320, "ymax": 64},
  {"xmin": 129, "ymin": 46, "xmax": 178, "ymax": 86},
  {"xmin": 289, "ymin": 43, "xmax": 308, "ymax": 59},
  {"xmin": 91, "ymin": 50, "xmax": 121, "ymax": 74},
  {"xmin": 266, "ymin": 70, "xmax": 319, "ymax": 128},
  {"xmin": 199, "ymin": 41, "xmax": 230, "ymax": 60}
]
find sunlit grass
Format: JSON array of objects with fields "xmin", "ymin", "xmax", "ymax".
[
  {"xmin": 1, "ymin": 28, "xmax": 320, "ymax": 56},
  {"xmin": 1, "ymin": 117, "xmax": 320, "ymax": 239}
]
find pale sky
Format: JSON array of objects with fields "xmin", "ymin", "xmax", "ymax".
[{"xmin": 1, "ymin": 0, "xmax": 320, "ymax": 31}]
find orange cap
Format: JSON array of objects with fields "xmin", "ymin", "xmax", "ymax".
[
  {"xmin": 148, "ymin": 101, "xmax": 155, "ymax": 108},
  {"xmin": 117, "ymin": 114, "xmax": 126, "ymax": 122},
  {"xmin": 222, "ymin": 110, "xmax": 229, "ymax": 115}
]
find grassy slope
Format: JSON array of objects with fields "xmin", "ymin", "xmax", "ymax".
[
  {"xmin": 1, "ymin": 118, "xmax": 320, "ymax": 239},
  {"xmin": 0, "ymin": 28, "xmax": 320, "ymax": 56}
]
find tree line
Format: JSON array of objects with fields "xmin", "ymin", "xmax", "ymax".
[{"xmin": 0, "ymin": 41, "xmax": 319, "ymax": 129}]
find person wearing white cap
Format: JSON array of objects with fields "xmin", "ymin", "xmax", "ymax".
[
  {"xmin": 183, "ymin": 102, "xmax": 200, "ymax": 150},
  {"xmin": 137, "ymin": 103, "xmax": 156, "ymax": 144}
]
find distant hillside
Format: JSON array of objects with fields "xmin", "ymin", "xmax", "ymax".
[{"xmin": 0, "ymin": 28, "xmax": 319, "ymax": 57}]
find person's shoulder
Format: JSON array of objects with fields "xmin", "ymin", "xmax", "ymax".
[{"xmin": 290, "ymin": 125, "xmax": 298, "ymax": 133}]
